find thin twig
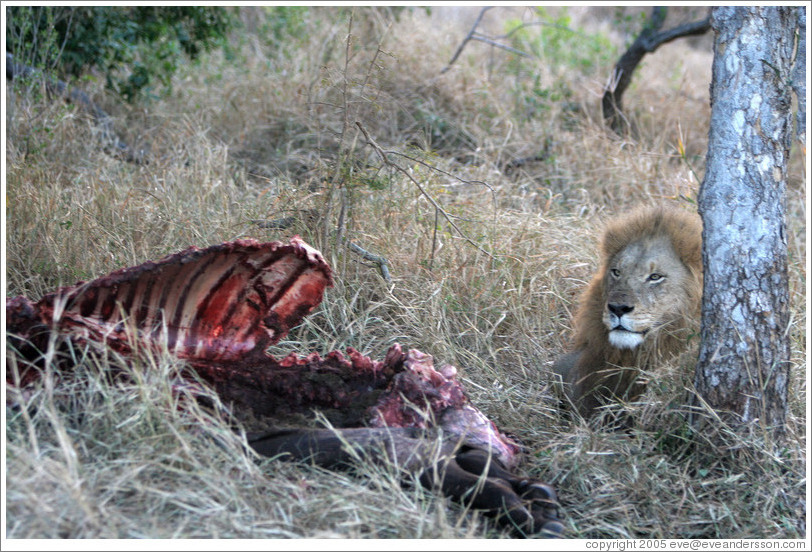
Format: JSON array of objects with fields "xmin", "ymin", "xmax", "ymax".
[
  {"xmin": 336, "ymin": 187, "xmax": 347, "ymax": 251},
  {"xmin": 322, "ymin": 12, "xmax": 356, "ymax": 251},
  {"xmin": 250, "ymin": 209, "xmax": 318, "ymax": 230},
  {"xmin": 251, "ymin": 217, "xmax": 297, "ymax": 230},
  {"xmin": 387, "ymin": 150, "xmax": 495, "ymax": 197},
  {"xmin": 385, "ymin": 148, "xmax": 496, "ymax": 227},
  {"xmin": 441, "ymin": 7, "xmax": 541, "ymax": 74},
  {"xmin": 355, "ymin": 121, "xmax": 493, "ymax": 259},
  {"xmin": 441, "ymin": 7, "xmax": 493, "ymax": 74},
  {"xmin": 468, "ymin": 35, "xmax": 533, "ymax": 59},
  {"xmin": 429, "ymin": 207, "xmax": 440, "ymax": 272},
  {"xmin": 359, "ymin": 22, "xmax": 392, "ymax": 102}
]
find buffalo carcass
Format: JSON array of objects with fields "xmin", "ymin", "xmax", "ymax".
[{"xmin": 5, "ymin": 237, "xmax": 563, "ymax": 537}]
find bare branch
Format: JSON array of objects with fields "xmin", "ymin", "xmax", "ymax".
[
  {"xmin": 345, "ymin": 240, "xmax": 391, "ymax": 282},
  {"xmin": 441, "ymin": 7, "xmax": 493, "ymax": 73},
  {"xmin": 387, "ymin": 150, "xmax": 495, "ymax": 197},
  {"xmin": 251, "ymin": 217, "xmax": 298, "ymax": 230},
  {"xmin": 645, "ymin": 16, "xmax": 711, "ymax": 49},
  {"xmin": 443, "ymin": 9, "xmax": 599, "ymax": 74},
  {"xmin": 602, "ymin": 8, "xmax": 711, "ymax": 134},
  {"xmin": 468, "ymin": 35, "xmax": 533, "ymax": 59},
  {"xmin": 355, "ymin": 121, "xmax": 493, "ymax": 259}
]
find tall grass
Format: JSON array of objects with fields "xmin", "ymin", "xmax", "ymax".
[{"xmin": 5, "ymin": 6, "xmax": 806, "ymax": 539}]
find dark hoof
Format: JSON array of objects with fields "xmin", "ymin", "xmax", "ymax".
[
  {"xmin": 513, "ymin": 479, "xmax": 563, "ymax": 538},
  {"xmin": 538, "ymin": 520, "xmax": 566, "ymax": 538}
]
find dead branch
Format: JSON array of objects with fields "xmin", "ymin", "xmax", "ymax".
[
  {"xmin": 355, "ymin": 121, "xmax": 494, "ymax": 260},
  {"xmin": 441, "ymin": 7, "xmax": 532, "ymax": 74},
  {"xmin": 602, "ymin": 8, "xmax": 711, "ymax": 134},
  {"xmin": 345, "ymin": 240, "xmax": 391, "ymax": 282},
  {"xmin": 6, "ymin": 53, "xmax": 147, "ymax": 164},
  {"xmin": 390, "ymin": 150, "xmax": 495, "ymax": 198},
  {"xmin": 441, "ymin": 8, "xmax": 492, "ymax": 73}
]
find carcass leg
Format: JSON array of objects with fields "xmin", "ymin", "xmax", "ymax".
[
  {"xmin": 452, "ymin": 448, "xmax": 564, "ymax": 537},
  {"xmin": 248, "ymin": 428, "xmax": 563, "ymax": 537}
]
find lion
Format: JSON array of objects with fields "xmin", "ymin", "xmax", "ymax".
[{"xmin": 552, "ymin": 205, "xmax": 703, "ymax": 418}]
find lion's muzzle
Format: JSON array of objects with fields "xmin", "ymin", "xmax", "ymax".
[{"xmin": 606, "ymin": 303, "xmax": 647, "ymax": 349}]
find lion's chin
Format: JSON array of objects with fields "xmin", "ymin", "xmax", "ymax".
[{"xmin": 608, "ymin": 329, "xmax": 646, "ymax": 350}]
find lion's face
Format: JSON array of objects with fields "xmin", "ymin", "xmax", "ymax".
[
  {"xmin": 553, "ymin": 206, "xmax": 703, "ymax": 417},
  {"xmin": 603, "ymin": 235, "xmax": 693, "ymax": 350}
]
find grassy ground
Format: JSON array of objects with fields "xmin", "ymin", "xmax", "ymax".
[{"xmin": 4, "ymin": 6, "xmax": 807, "ymax": 541}]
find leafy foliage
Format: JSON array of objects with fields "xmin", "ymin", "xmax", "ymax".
[
  {"xmin": 506, "ymin": 7, "xmax": 615, "ymax": 73},
  {"xmin": 6, "ymin": 6, "xmax": 235, "ymax": 101},
  {"xmin": 258, "ymin": 6, "xmax": 309, "ymax": 52},
  {"xmin": 502, "ymin": 7, "xmax": 615, "ymax": 120}
]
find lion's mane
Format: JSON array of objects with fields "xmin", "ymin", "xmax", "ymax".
[{"xmin": 553, "ymin": 205, "xmax": 703, "ymax": 417}]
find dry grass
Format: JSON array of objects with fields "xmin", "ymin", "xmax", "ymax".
[{"xmin": 4, "ymin": 6, "xmax": 807, "ymax": 541}]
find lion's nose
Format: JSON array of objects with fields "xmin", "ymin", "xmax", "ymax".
[{"xmin": 608, "ymin": 303, "xmax": 634, "ymax": 317}]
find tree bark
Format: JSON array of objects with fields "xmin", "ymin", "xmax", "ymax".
[
  {"xmin": 790, "ymin": 7, "xmax": 806, "ymax": 147},
  {"xmin": 695, "ymin": 7, "xmax": 799, "ymax": 438}
]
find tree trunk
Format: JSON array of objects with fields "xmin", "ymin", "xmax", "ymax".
[
  {"xmin": 790, "ymin": 7, "xmax": 806, "ymax": 147},
  {"xmin": 694, "ymin": 7, "xmax": 799, "ymax": 438}
]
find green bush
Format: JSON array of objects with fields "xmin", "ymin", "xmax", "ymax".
[
  {"xmin": 502, "ymin": 7, "xmax": 615, "ymax": 120},
  {"xmin": 259, "ymin": 6, "xmax": 309, "ymax": 52},
  {"xmin": 506, "ymin": 7, "xmax": 615, "ymax": 74},
  {"xmin": 7, "ymin": 6, "xmax": 235, "ymax": 101}
]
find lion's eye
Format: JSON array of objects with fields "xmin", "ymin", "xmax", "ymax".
[{"xmin": 648, "ymin": 273, "xmax": 664, "ymax": 282}]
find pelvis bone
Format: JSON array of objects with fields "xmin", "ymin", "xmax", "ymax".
[{"xmin": 6, "ymin": 237, "xmax": 563, "ymax": 537}]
